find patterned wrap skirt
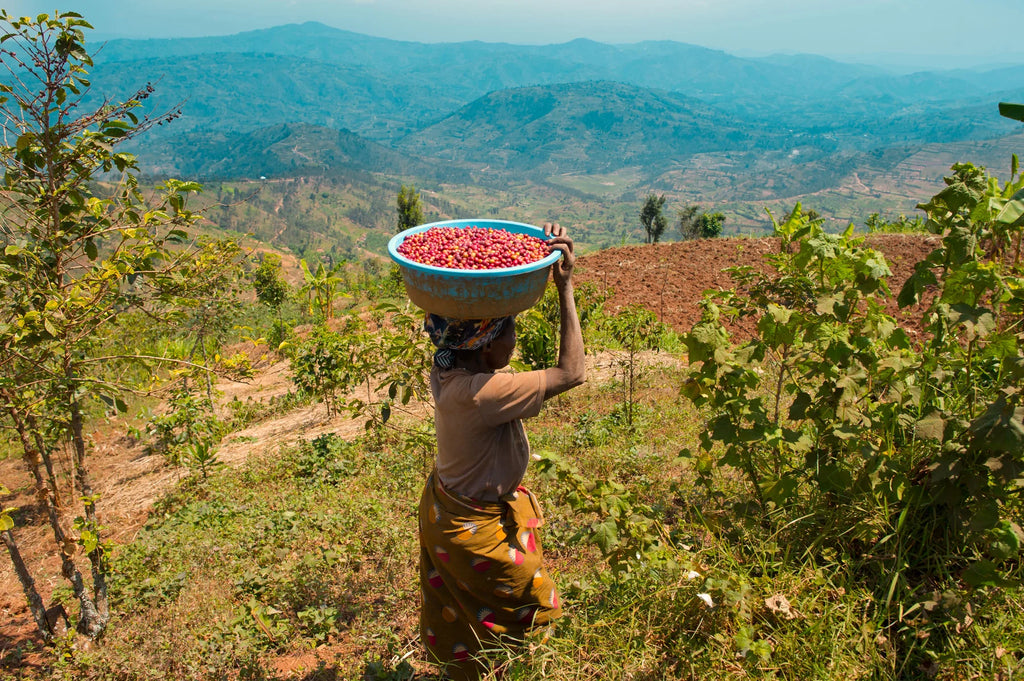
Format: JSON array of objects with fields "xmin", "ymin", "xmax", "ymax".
[{"xmin": 418, "ymin": 471, "xmax": 561, "ymax": 679}]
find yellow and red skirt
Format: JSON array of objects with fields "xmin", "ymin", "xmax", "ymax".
[{"xmin": 418, "ymin": 472, "xmax": 561, "ymax": 679}]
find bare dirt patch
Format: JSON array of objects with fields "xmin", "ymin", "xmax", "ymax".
[
  {"xmin": 0, "ymin": 361, "xmax": 370, "ymax": 660},
  {"xmin": 576, "ymin": 234, "xmax": 939, "ymax": 338}
]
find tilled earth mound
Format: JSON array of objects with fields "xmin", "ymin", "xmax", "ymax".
[{"xmin": 576, "ymin": 234, "xmax": 940, "ymax": 340}]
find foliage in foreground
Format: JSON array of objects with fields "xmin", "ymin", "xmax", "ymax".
[
  {"xmin": 20, "ymin": 354, "xmax": 1023, "ymax": 681},
  {"xmin": 0, "ymin": 11, "xmax": 244, "ymax": 641},
  {"xmin": 679, "ymin": 161, "xmax": 1024, "ymax": 674}
]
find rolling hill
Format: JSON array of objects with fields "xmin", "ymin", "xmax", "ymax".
[
  {"xmin": 396, "ymin": 81, "xmax": 775, "ymax": 174},
  {"xmin": 88, "ymin": 22, "xmax": 1021, "ymax": 160},
  {"xmin": 68, "ymin": 21, "xmax": 1024, "ymax": 238}
]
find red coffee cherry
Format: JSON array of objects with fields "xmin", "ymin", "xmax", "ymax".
[{"xmin": 397, "ymin": 226, "xmax": 549, "ymax": 270}]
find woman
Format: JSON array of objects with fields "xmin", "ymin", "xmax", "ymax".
[{"xmin": 418, "ymin": 222, "xmax": 585, "ymax": 680}]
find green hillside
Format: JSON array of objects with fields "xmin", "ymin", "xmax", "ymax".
[
  {"xmin": 396, "ymin": 81, "xmax": 773, "ymax": 175},
  {"xmin": 81, "ymin": 22, "xmax": 1021, "ymax": 181}
]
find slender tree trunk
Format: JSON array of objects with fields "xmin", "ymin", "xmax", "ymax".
[
  {"xmin": 1, "ymin": 529, "xmax": 54, "ymax": 642},
  {"xmin": 1, "ymin": 391, "xmax": 62, "ymax": 504},
  {"xmin": 27, "ymin": 412, "xmax": 63, "ymax": 508},
  {"xmin": 68, "ymin": 396, "xmax": 109, "ymax": 636},
  {"xmin": 3, "ymin": 400, "xmax": 87, "ymax": 642}
]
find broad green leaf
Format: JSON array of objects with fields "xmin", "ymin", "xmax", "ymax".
[
  {"xmin": 961, "ymin": 559, "xmax": 1016, "ymax": 588},
  {"xmin": 989, "ymin": 522, "xmax": 1021, "ymax": 561},
  {"xmin": 788, "ymin": 391, "xmax": 812, "ymax": 420},
  {"xmin": 897, "ymin": 264, "xmax": 937, "ymax": 308},
  {"xmin": 995, "ymin": 195, "xmax": 1024, "ymax": 225},
  {"xmin": 79, "ymin": 529, "xmax": 98, "ymax": 553},
  {"xmin": 591, "ymin": 518, "xmax": 619, "ymax": 554},
  {"xmin": 815, "ymin": 294, "xmax": 840, "ymax": 315},
  {"xmin": 915, "ymin": 412, "xmax": 946, "ymax": 441},
  {"xmin": 999, "ymin": 102, "xmax": 1024, "ymax": 123},
  {"xmin": 816, "ymin": 464, "xmax": 853, "ymax": 493},
  {"xmin": 762, "ymin": 475, "xmax": 799, "ymax": 505},
  {"xmin": 969, "ymin": 397, "xmax": 1024, "ymax": 454},
  {"xmin": 969, "ymin": 498, "xmax": 1000, "ymax": 532}
]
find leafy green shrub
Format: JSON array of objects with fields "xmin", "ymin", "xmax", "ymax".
[
  {"xmin": 607, "ymin": 304, "xmax": 665, "ymax": 426},
  {"xmin": 289, "ymin": 323, "xmax": 360, "ymax": 416},
  {"xmin": 513, "ymin": 281, "xmax": 609, "ymax": 371},
  {"xmin": 224, "ymin": 391, "xmax": 308, "ymax": 432},
  {"xmin": 865, "ymin": 212, "xmax": 927, "ymax": 234},
  {"xmin": 678, "ymin": 161, "xmax": 1024, "ymax": 667},
  {"xmin": 181, "ymin": 441, "xmax": 224, "ymax": 480},
  {"xmin": 536, "ymin": 451, "xmax": 680, "ymax": 581},
  {"xmin": 251, "ymin": 252, "xmax": 290, "ymax": 312},
  {"xmin": 146, "ymin": 385, "xmax": 224, "ymax": 464},
  {"xmin": 293, "ymin": 433, "xmax": 357, "ymax": 483},
  {"xmin": 568, "ymin": 410, "xmax": 614, "ymax": 453}
]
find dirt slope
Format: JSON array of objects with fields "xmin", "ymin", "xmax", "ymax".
[{"xmin": 576, "ymin": 234, "xmax": 939, "ymax": 337}]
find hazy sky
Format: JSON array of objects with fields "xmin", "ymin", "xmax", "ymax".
[{"xmin": 7, "ymin": 0, "xmax": 1024, "ymax": 69}]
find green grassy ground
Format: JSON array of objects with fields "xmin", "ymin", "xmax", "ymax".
[{"xmin": 18, "ymin": 352, "xmax": 1022, "ymax": 680}]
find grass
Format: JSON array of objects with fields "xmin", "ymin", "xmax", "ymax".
[
  {"xmin": 6, "ymin": 354, "xmax": 1024, "ymax": 680},
  {"xmin": 544, "ymin": 168, "xmax": 645, "ymax": 198}
]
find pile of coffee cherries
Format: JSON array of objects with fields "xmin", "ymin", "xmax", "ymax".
[{"xmin": 396, "ymin": 225, "xmax": 550, "ymax": 270}]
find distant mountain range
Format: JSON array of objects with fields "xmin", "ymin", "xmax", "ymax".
[{"xmin": 83, "ymin": 22, "xmax": 1023, "ymax": 186}]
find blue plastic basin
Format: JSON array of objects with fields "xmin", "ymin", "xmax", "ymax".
[{"xmin": 388, "ymin": 219, "xmax": 560, "ymax": 319}]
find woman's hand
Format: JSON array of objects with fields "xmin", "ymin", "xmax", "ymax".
[
  {"xmin": 543, "ymin": 222, "xmax": 574, "ymax": 289},
  {"xmin": 540, "ymin": 222, "xmax": 585, "ymax": 398}
]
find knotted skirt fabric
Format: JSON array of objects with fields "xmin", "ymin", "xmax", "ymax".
[{"xmin": 418, "ymin": 472, "xmax": 561, "ymax": 679}]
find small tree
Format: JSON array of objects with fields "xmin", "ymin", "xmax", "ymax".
[
  {"xmin": 677, "ymin": 204, "xmax": 700, "ymax": 239},
  {"xmin": 607, "ymin": 305, "xmax": 664, "ymax": 426},
  {"xmin": 289, "ymin": 324, "xmax": 358, "ymax": 417},
  {"xmin": 396, "ymin": 184, "xmax": 424, "ymax": 233},
  {"xmin": 299, "ymin": 258, "xmax": 346, "ymax": 321},
  {"xmin": 640, "ymin": 194, "xmax": 667, "ymax": 244},
  {"xmin": 513, "ymin": 282, "xmax": 610, "ymax": 372},
  {"xmin": 679, "ymin": 204, "xmax": 725, "ymax": 239},
  {"xmin": 695, "ymin": 211, "xmax": 725, "ymax": 238},
  {"xmin": 252, "ymin": 252, "xmax": 291, "ymax": 345},
  {"xmin": 252, "ymin": 252, "xmax": 290, "ymax": 312},
  {"xmin": 0, "ymin": 11, "xmax": 241, "ymax": 641}
]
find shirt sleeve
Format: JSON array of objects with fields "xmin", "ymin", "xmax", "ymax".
[{"xmin": 472, "ymin": 370, "xmax": 547, "ymax": 427}]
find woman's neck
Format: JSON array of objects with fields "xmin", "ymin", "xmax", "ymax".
[{"xmin": 453, "ymin": 350, "xmax": 493, "ymax": 374}]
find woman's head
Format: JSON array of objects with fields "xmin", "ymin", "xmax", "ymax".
[{"xmin": 424, "ymin": 314, "xmax": 516, "ymax": 371}]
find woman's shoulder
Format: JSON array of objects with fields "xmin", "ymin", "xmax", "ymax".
[{"xmin": 436, "ymin": 367, "xmax": 541, "ymax": 396}]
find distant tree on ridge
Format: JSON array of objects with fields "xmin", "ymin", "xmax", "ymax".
[
  {"xmin": 679, "ymin": 204, "xmax": 725, "ymax": 239},
  {"xmin": 640, "ymin": 194, "xmax": 667, "ymax": 244},
  {"xmin": 397, "ymin": 184, "xmax": 424, "ymax": 233}
]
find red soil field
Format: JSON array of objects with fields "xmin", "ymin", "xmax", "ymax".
[{"xmin": 576, "ymin": 234, "xmax": 941, "ymax": 339}]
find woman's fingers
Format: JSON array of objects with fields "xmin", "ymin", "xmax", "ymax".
[
  {"xmin": 543, "ymin": 222, "xmax": 565, "ymax": 238},
  {"xmin": 546, "ymin": 235, "xmax": 574, "ymax": 253},
  {"xmin": 548, "ymin": 241, "xmax": 575, "ymax": 272}
]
